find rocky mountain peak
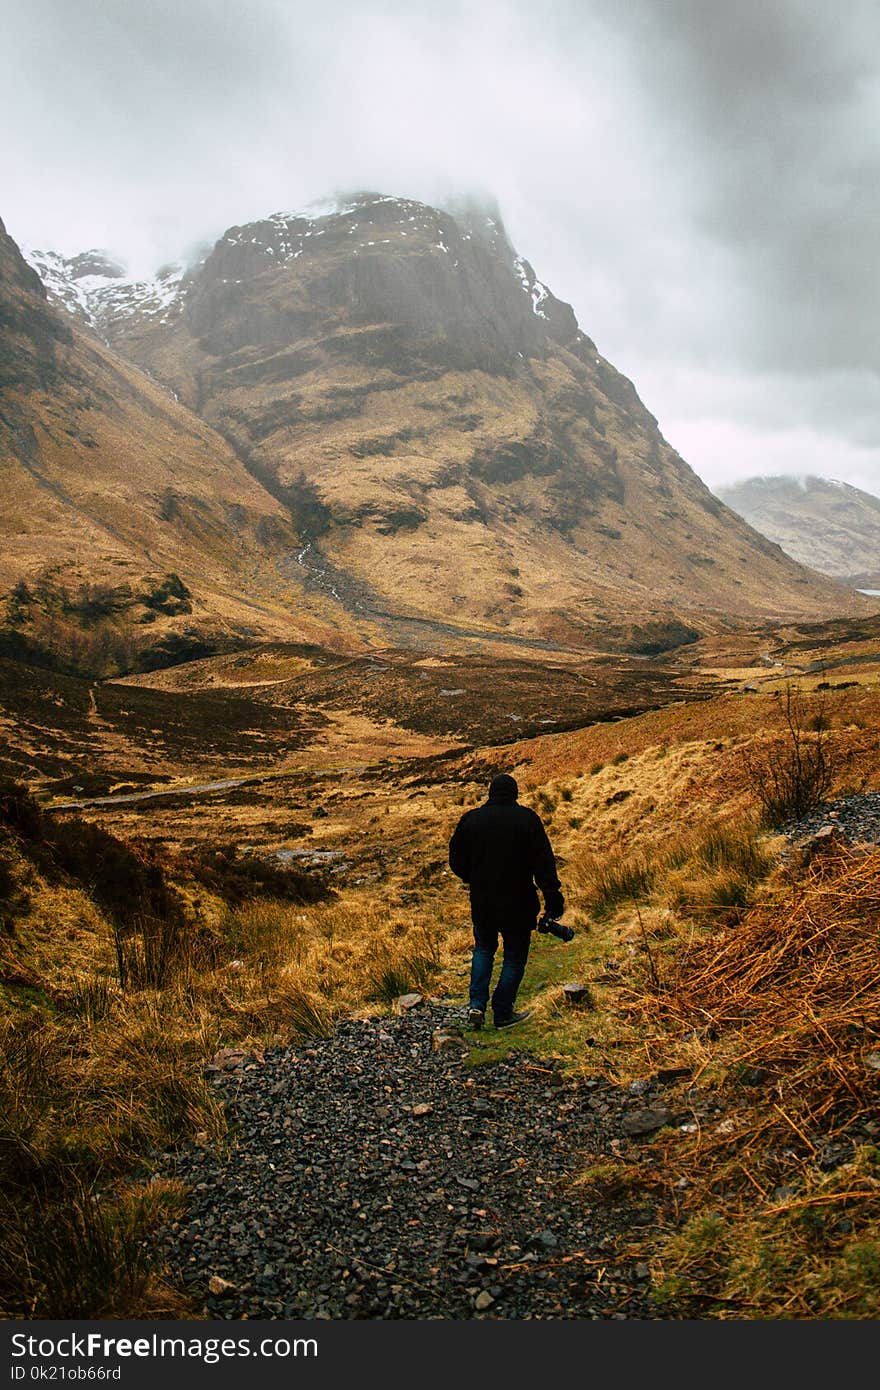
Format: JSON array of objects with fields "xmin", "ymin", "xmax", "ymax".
[
  {"xmin": 184, "ymin": 191, "xmax": 582, "ymax": 369},
  {"xmin": 23, "ymin": 192, "xmax": 585, "ymax": 370},
  {"xmin": 22, "ymin": 244, "xmax": 189, "ymax": 338}
]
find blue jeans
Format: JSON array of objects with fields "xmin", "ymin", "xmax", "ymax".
[{"xmin": 469, "ymin": 920, "xmax": 531, "ymax": 1022}]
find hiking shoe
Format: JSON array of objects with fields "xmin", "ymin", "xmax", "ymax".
[
  {"xmin": 467, "ymin": 1007, "xmax": 485, "ymax": 1031},
  {"xmin": 495, "ymin": 1010, "xmax": 532, "ymax": 1030}
]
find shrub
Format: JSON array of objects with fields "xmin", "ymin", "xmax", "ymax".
[
  {"xmin": 0, "ymin": 780, "xmax": 180, "ymax": 926},
  {"xmin": 742, "ymin": 686, "xmax": 836, "ymax": 826}
]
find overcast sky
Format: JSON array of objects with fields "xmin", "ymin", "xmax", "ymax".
[{"xmin": 3, "ymin": 0, "xmax": 879, "ymax": 497}]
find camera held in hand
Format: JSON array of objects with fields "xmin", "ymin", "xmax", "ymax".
[{"xmin": 537, "ymin": 912, "xmax": 575, "ymax": 943}]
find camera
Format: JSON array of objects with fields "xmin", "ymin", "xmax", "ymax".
[{"xmin": 537, "ymin": 912, "xmax": 575, "ymax": 943}]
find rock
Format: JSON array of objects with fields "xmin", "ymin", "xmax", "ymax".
[
  {"xmin": 474, "ymin": 1290, "xmax": 495, "ymax": 1310},
  {"xmin": 562, "ymin": 983, "xmax": 591, "ymax": 1007},
  {"xmin": 411, "ymin": 1103, "xmax": 434, "ymax": 1117},
  {"xmin": 528, "ymin": 1230, "xmax": 558, "ymax": 1251},
  {"xmin": 394, "ymin": 993, "xmax": 424, "ymax": 1014},
  {"xmin": 467, "ymin": 1232, "xmax": 499, "ymax": 1252},
  {"xmin": 621, "ymin": 1107, "xmax": 673, "ymax": 1136},
  {"xmin": 809, "ymin": 825, "xmax": 837, "ymax": 841},
  {"xmin": 864, "ymin": 1053, "xmax": 880, "ymax": 1072},
  {"xmin": 656, "ymin": 1066, "xmax": 692, "ymax": 1084},
  {"xmin": 208, "ymin": 1275, "xmax": 236, "ymax": 1295},
  {"xmin": 431, "ymin": 1029, "xmax": 468, "ymax": 1052},
  {"xmin": 208, "ymin": 1047, "xmax": 265, "ymax": 1073}
]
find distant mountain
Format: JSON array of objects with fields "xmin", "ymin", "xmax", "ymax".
[
  {"xmin": 716, "ymin": 475, "xmax": 880, "ymax": 590},
  {"xmin": 16, "ymin": 194, "xmax": 865, "ymax": 658}
]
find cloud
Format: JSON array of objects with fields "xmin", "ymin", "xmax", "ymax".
[{"xmin": 1, "ymin": 0, "xmax": 878, "ymax": 496}]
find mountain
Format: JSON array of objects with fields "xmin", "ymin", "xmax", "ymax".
[
  {"xmin": 0, "ymin": 215, "xmax": 364, "ymax": 670},
  {"xmin": 17, "ymin": 194, "xmax": 864, "ymax": 657},
  {"xmin": 716, "ymin": 475, "xmax": 880, "ymax": 591},
  {"xmin": 21, "ymin": 245, "xmax": 191, "ymax": 342}
]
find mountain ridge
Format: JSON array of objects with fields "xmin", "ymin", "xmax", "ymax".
[
  {"xmin": 0, "ymin": 214, "xmax": 378, "ymax": 670},
  {"xmin": 717, "ymin": 474, "xmax": 880, "ymax": 590},
  {"xmin": 9, "ymin": 194, "xmax": 869, "ymax": 662}
]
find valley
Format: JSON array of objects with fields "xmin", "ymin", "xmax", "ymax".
[
  {"xmin": 2, "ymin": 189, "xmax": 879, "ymax": 1323},
  {"xmin": 1, "ymin": 603, "xmax": 879, "ymax": 1319}
]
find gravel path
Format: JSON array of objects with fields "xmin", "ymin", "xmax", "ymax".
[
  {"xmin": 782, "ymin": 791, "xmax": 880, "ymax": 846},
  {"xmin": 154, "ymin": 1002, "xmax": 700, "ymax": 1320}
]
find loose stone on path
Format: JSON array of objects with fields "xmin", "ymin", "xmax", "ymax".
[{"xmin": 153, "ymin": 1002, "xmax": 690, "ymax": 1320}]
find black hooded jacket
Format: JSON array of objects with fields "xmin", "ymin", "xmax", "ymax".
[{"xmin": 448, "ymin": 776, "xmax": 564, "ymax": 928}]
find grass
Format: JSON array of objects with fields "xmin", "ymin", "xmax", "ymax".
[
  {"xmin": 563, "ymin": 814, "xmax": 771, "ymax": 926},
  {"xmin": 607, "ymin": 838, "xmax": 880, "ymax": 1318},
  {"xmin": 452, "ymin": 915, "xmax": 629, "ymax": 1070},
  {"xmin": 572, "ymin": 850, "xmax": 656, "ymax": 919},
  {"xmin": 1, "ymin": 1177, "xmax": 188, "ymax": 1320},
  {"xmin": 1, "ymin": 663, "xmax": 879, "ymax": 1319},
  {"xmin": 0, "ymin": 791, "xmax": 462, "ymax": 1317},
  {"xmin": 0, "ymin": 882, "xmax": 461, "ymax": 1316}
]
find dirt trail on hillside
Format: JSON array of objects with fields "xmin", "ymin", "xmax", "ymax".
[
  {"xmin": 49, "ymin": 772, "xmax": 280, "ymax": 811},
  {"xmin": 153, "ymin": 1001, "xmax": 703, "ymax": 1320}
]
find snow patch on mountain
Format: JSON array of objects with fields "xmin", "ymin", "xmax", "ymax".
[
  {"xmin": 514, "ymin": 255, "xmax": 550, "ymax": 319},
  {"xmin": 23, "ymin": 246, "xmax": 187, "ymax": 335}
]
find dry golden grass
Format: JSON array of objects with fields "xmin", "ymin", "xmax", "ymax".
[
  {"xmin": 0, "ymin": 841, "xmax": 467, "ymax": 1318},
  {"xmin": 3, "ymin": 663, "xmax": 879, "ymax": 1318},
  {"xmin": 593, "ymin": 838, "xmax": 880, "ymax": 1318}
]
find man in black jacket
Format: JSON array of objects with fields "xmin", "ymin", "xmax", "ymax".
[{"xmin": 448, "ymin": 773, "xmax": 564, "ymax": 1030}]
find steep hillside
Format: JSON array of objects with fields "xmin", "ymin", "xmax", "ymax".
[
  {"xmin": 0, "ymin": 215, "xmax": 376, "ymax": 666},
  {"xmin": 717, "ymin": 475, "xmax": 880, "ymax": 590},
  {"xmin": 27, "ymin": 194, "xmax": 862, "ymax": 652}
]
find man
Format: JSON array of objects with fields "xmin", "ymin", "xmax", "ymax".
[{"xmin": 448, "ymin": 773, "xmax": 564, "ymax": 1031}]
